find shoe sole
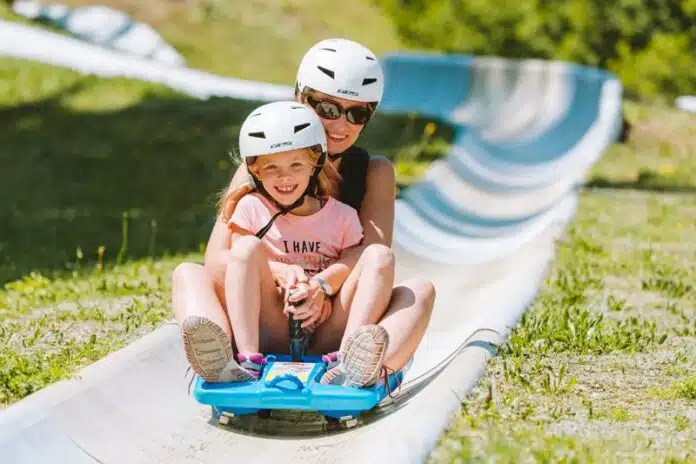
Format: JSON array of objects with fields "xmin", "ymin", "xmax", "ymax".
[
  {"xmin": 338, "ymin": 325, "xmax": 389, "ymax": 387},
  {"xmin": 181, "ymin": 316, "xmax": 252, "ymax": 383}
]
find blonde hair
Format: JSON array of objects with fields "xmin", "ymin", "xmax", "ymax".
[{"xmin": 217, "ymin": 146, "xmax": 340, "ymax": 221}]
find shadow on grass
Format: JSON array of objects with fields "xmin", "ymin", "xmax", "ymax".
[
  {"xmin": 585, "ymin": 175, "xmax": 696, "ymax": 194},
  {"xmin": 0, "ymin": 82, "xmax": 453, "ymax": 284}
]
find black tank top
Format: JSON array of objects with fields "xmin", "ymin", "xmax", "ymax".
[{"xmin": 336, "ymin": 146, "xmax": 370, "ymax": 212}]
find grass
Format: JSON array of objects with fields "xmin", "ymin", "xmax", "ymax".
[{"xmin": 429, "ymin": 106, "xmax": 696, "ymax": 462}]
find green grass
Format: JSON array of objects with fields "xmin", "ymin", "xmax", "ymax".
[{"xmin": 429, "ymin": 106, "xmax": 696, "ymax": 462}]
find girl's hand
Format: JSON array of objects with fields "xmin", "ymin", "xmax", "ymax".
[
  {"xmin": 270, "ymin": 262, "xmax": 309, "ymax": 292},
  {"xmin": 285, "ymin": 279, "xmax": 327, "ymax": 330}
]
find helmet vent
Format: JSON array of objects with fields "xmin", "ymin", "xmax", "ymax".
[
  {"xmin": 320, "ymin": 47, "xmax": 337, "ymax": 52},
  {"xmin": 362, "ymin": 78, "xmax": 377, "ymax": 86},
  {"xmin": 250, "ymin": 112, "xmax": 261, "ymax": 117},
  {"xmin": 365, "ymin": 56, "xmax": 376, "ymax": 61},
  {"xmin": 248, "ymin": 131, "xmax": 266, "ymax": 139},
  {"xmin": 291, "ymin": 105, "xmax": 304, "ymax": 109},
  {"xmin": 294, "ymin": 122, "xmax": 311, "ymax": 133},
  {"xmin": 317, "ymin": 66, "xmax": 335, "ymax": 79}
]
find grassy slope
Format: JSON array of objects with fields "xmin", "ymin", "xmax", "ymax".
[
  {"xmin": 431, "ymin": 109, "xmax": 696, "ymax": 462},
  {"xmin": 41, "ymin": 0, "xmax": 405, "ymax": 84},
  {"xmin": 2, "ymin": 1, "xmax": 696, "ymax": 458}
]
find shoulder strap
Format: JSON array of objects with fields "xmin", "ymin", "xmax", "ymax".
[{"xmin": 337, "ymin": 146, "xmax": 370, "ymax": 212}]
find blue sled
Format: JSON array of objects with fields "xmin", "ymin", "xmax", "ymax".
[{"xmin": 193, "ymin": 354, "xmax": 403, "ymax": 425}]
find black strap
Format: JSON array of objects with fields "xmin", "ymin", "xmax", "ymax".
[
  {"xmin": 337, "ymin": 146, "xmax": 370, "ymax": 212},
  {"xmin": 254, "ymin": 209, "xmax": 284, "ymax": 240}
]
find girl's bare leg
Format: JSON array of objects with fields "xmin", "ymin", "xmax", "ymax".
[
  {"xmin": 171, "ymin": 236, "xmax": 288, "ymax": 381},
  {"xmin": 223, "ymin": 236, "xmax": 288, "ymax": 354}
]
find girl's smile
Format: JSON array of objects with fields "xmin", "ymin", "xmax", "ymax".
[{"xmin": 251, "ymin": 149, "xmax": 319, "ymax": 213}]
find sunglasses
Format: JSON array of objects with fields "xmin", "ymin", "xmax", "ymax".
[{"xmin": 305, "ymin": 95, "xmax": 374, "ymax": 125}]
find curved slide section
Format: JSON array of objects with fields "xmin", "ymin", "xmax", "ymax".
[
  {"xmin": 380, "ymin": 53, "xmax": 622, "ymax": 263},
  {"xmin": 0, "ymin": 20, "xmax": 622, "ymax": 464}
]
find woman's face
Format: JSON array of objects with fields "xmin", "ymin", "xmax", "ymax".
[{"xmin": 299, "ymin": 91, "xmax": 371, "ymax": 155}]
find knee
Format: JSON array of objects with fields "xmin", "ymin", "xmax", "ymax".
[
  {"xmin": 172, "ymin": 262, "xmax": 203, "ymax": 286},
  {"xmin": 361, "ymin": 244, "xmax": 395, "ymax": 273},
  {"xmin": 228, "ymin": 235, "xmax": 264, "ymax": 263},
  {"xmin": 403, "ymin": 278, "xmax": 436, "ymax": 315}
]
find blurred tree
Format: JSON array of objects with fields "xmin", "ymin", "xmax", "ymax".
[{"xmin": 373, "ymin": 0, "xmax": 696, "ymax": 100}]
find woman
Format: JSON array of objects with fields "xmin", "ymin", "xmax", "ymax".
[{"xmin": 172, "ymin": 38, "xmax": 436, "ymax": 386}]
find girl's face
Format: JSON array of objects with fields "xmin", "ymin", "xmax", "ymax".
[
  {"xmin": 253, "ymin": 149, "xmax": 315, "ymax": 206},
  {"xmin": 300, "ymin": 91, "xmax": 371, "ymax": 155}
]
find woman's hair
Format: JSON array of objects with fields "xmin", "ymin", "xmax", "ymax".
[{"xmin": 216, "ymin": 146, "xmax": 340, "ymax": 222}]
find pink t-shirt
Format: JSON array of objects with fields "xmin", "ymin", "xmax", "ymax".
[{"xmin": 230, "ymin": 193, "xmax": 364, "ymax": 276}]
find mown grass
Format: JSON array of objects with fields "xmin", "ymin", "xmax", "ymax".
[{"xmin": 430, "ymin": 105, "xmax": 696, "ymax": 463}]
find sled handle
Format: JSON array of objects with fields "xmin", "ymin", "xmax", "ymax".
[
  {"xmin": 287, "ymin": 288, "xmax": 308, "ymax": 362},
  {"xmin": 265, "ymin": 373, "xmax": 305, "ymax": 391}
]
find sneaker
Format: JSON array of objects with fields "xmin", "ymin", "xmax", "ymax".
[
  {"xmin": 319, "ymin": 325, "xmax": 389, "ymax": 388},
  {"xmin": 181, "ymin": 316, "xmax": 253, "ymax": 383}
]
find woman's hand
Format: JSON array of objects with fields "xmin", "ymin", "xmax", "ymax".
[{"xmin": 221, "ymin": 181, "xmax": 255, "ymax": 223}]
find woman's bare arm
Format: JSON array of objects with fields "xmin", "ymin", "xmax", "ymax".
[
  {"xmin": 203, "ymin": 163, "xmax": 252, "ymax": 269},
  {"xmin": 311, "ymin": 156, "xmax": 396, "ymax": 293}
]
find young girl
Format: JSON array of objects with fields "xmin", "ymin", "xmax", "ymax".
[{"xmin": 182, "ymin": 100, "xmax": 389, "ymax": 385}]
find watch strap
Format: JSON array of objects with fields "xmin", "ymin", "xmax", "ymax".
[{"xmin": 311, "ymin": 276, "xmax": 334, "ymax": 297}]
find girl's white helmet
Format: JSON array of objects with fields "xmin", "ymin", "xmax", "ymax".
[
  {"xmin": 296, "ymin": 38, "xmax": 385, "ymax": 105},
  {"xmin": 239, "ymin": 101, "xmax": 328, "ymax": 159}
]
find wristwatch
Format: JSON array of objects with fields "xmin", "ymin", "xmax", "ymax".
[{"xmin": 311, "ymin": 276, "xmax": 334, "ymax": 297}]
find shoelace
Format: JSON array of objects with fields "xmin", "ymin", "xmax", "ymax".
[
  {"xmin": 380, "ymin": 364, "xmax": 402, "ymax": 399},
  {"xmin": 185, "ymin": 365, "xmax": 195, "ymax": 396}
]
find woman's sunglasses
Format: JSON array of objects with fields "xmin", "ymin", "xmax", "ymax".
[{"xmin": 305, "ymin": 95, "xmax": 374, "ymax": 125}]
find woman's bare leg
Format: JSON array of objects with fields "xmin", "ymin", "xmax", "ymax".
[
  {"xmin": 172, "ymin": 262, "xmax": 253, "ymax": 382},
  {"xmin": 172, "ymin": 262, "xmax": 232, "ymax": 337},
  {"xmin": 310, "ymin": 244, "xmax": 395, "ymax": 353},
  {"xmin": 378, "ymin": 278, "xmax": 436, "ymax": 371},
  {"xmin": 310, "ymin": 244, "xmax": 436, "ymax": 374}
]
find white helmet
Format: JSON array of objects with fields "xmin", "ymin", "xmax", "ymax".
[
  {"xmin": 296, "ymin": 38, "xmax": 385, "ymax": 105},
  {"xmin": 239, "ymin": 101, "xmax": 327, "ymax": 159}
]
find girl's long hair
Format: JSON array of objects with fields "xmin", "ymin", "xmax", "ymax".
[{"xmin": 216, "ymin": 145, "xmax": 340, "ymax": 222}]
